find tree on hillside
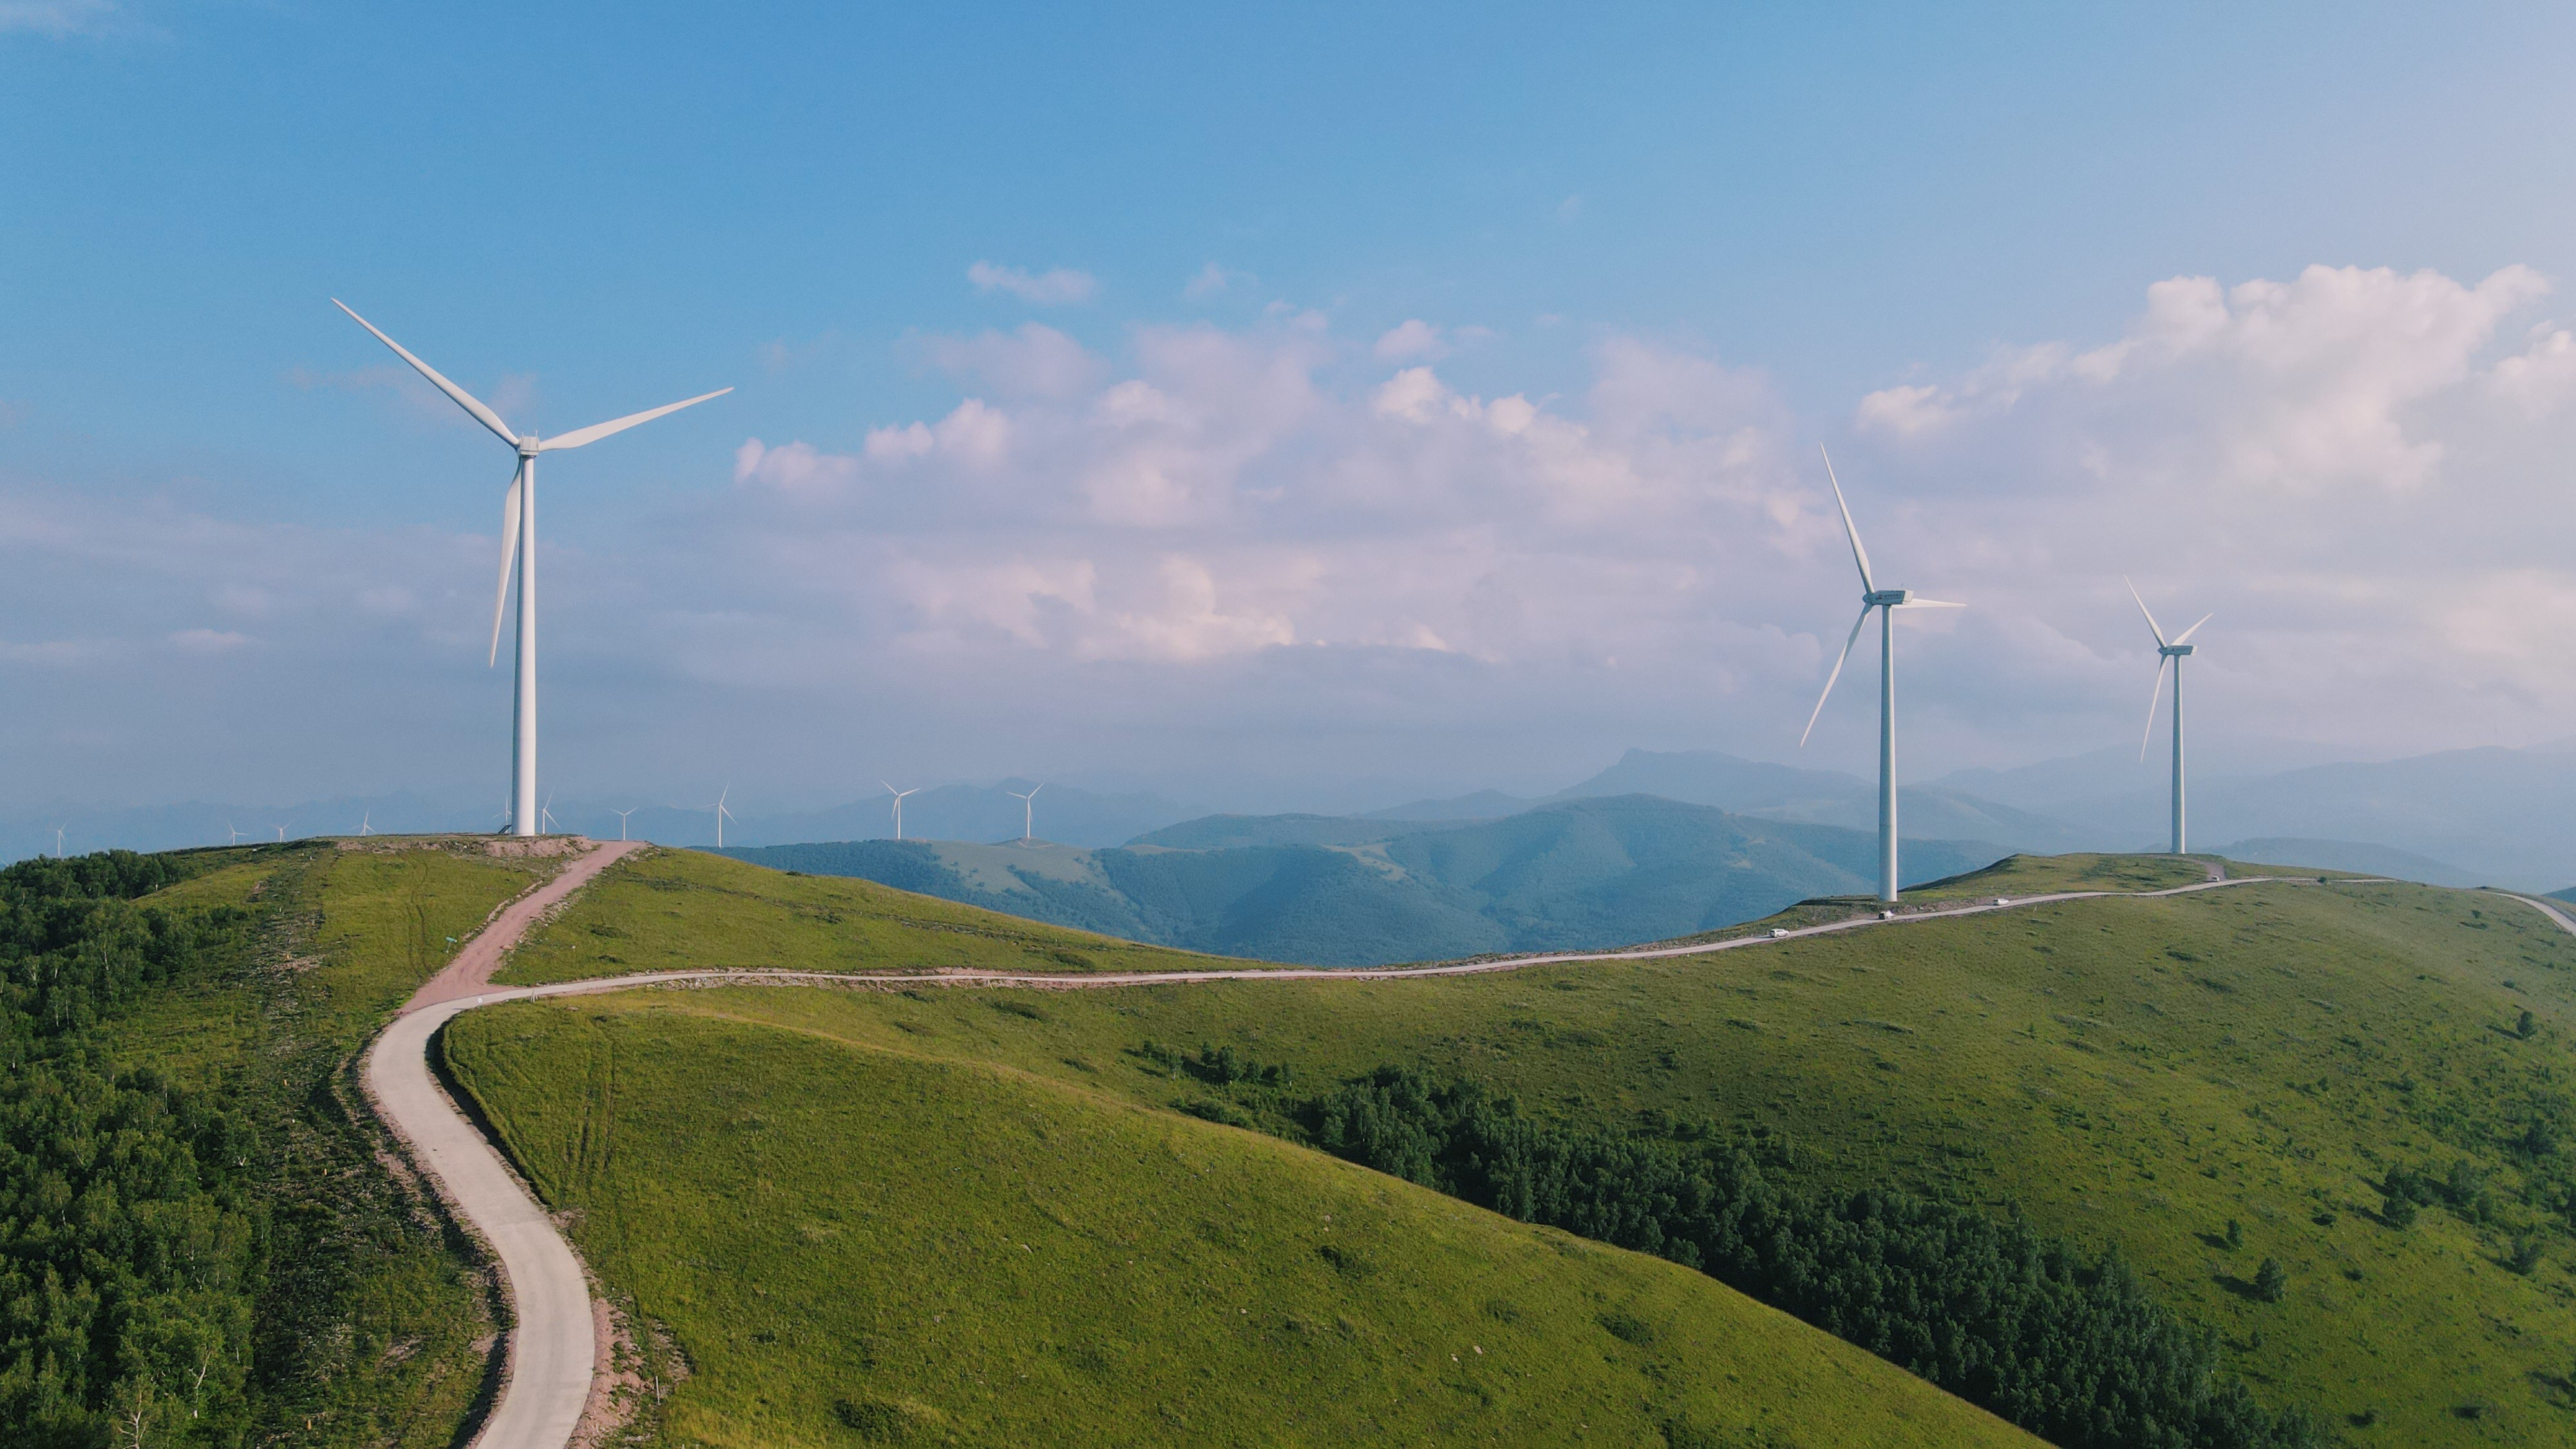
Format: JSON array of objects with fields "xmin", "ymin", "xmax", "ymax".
[{"xmin": 2253, "ymin": 1257, "xmax": 2287, "ymax": 1303}]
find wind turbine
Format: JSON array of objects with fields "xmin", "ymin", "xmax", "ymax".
[
  {"xmin": 274, "ymin": 826, "xmax": 286, "ymax": 842},
  {"xmin": 613, "ymin": 807, "xmax": 637, "ymax": 841},
  {"xmin": 883, "ymin": 781, "xmax": 919, "ymax": 841},
  {"xmin": 1007, "ymin": 783, "xmax": 1043, "ymax": 841},
  {"xmin": 710, "ymin": 786, "xmax": 735, "ymax": 848},
  {"xmin": 332, "ymin": 300, "xmax": 731, "ymax": 838},
  {"xmin": 2126, "ymin": 578, "xmax": 2212, "ymax": 855},
  {"xmin": 1799, "ymin": 447, "xmax": 1964, "ymax": 904},
  {"xmin": 52, "ymin": 824, "xmax": 66, "ymax": 859},
  {"xmin": 359, "ymin": 811, "xmax": 375, "ymax": 837},
  {"xmin": 225, "ymin": 822, "xmax": 246, "ymax": 846},
  {"xmin": 539, "ymin": 791, "xmax": 559, "ymax": 835}
]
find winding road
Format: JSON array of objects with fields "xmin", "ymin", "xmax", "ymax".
[{"xmin": 361, "ymin": 841, "xmax": 2564, "ymax": 1449}]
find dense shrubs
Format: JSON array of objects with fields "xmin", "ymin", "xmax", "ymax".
[
  {"xmin": 1304, "ymin": 1066, "xmax": 2318, "ymax": 1449},
  {"xmin": 0, "ymin": 851, "xmax": 258, "ymax": 1447}
]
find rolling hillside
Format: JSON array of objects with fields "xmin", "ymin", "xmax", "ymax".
[
  {"xmin": 491, "ymin": 846, "xmax": 2576, "ymax": 1443},
  {"xmin": 715, "ymin": 794, "xmax": 2002, "ymax": 965},
  {"xmin": 443, "ymin": 999, "xmax": 2046, "ymax": 1449}
]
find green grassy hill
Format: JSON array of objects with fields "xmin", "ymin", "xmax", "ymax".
[
  {"xmin": 443, "ymin": 999, "xmax": 2045, "ymax": 1448},
  {"xmin": 714, "ymin": 794, "xmax": 2003, "ymax": 965},
  {"xmin": 495, "ymin": 846, "xmax": 2576, "ymax": 1443}
]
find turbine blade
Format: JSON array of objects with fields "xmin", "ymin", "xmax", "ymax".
[
  {"xmin": 331, "ymin": 300, "xmax": 518, "ymax": 444},
  {"xmin": 1819, "ymin": 445, "xmax": 1876, "ymax": 593},
  {"xmin": 489, "ymin": 462, "xmax": 524, "ymax": 667},
  {"xmin": 538, "ymin": 388, "xmax": 733, "ymax": 451},
  {"xmin": 2124, "ymin": 576, "xmax": 2168, "ymax": 648},
  {"xmin": 2172, "ymin": 612, "xmax": 2214, "ymax": 645},
  {"xmin": 1893, "ymin": 598, "xmax": 1964, "ymax": 609},
  {"xmin": 1800, "ymin": 605, "xmax": 1875, "ymax": 747},
  {"xmin": 2140, "ymin": 655, "xmax": 2170, "ymax": 762}
]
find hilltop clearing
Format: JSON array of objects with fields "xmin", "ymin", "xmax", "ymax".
[
  {"xmin": 717, "ymin": 794, "xmax": 2002, "ymax": 965},
  {"xmin": 493, "ymin": 848, "xmax": 2576, "ymax": 1442}
]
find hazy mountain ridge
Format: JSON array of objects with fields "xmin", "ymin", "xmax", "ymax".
[{"xmin": 721, "ymin": 795, "xmax": 2002, "ymax": 966}]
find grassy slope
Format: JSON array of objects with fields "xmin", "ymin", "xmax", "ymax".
[
  {"xmin": 442, "ymin": 1000, "xmax": 2042, "ymax": 1448},
  {"xmin": 498, "ymin": 845, "xmax": 1237, "ymax": 983},
  {"xmin": 106, "ymin": 840, "xmax": 562, "ymax": 1448},
  {"xmin": 504, "ymin": 849, "xmax": 2576, "ymax": 1442}
]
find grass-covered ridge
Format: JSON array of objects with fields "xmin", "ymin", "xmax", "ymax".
[
  {"xmin": 441, "ymin": 999, "xmax": 2045, "ymax": 1448},
  {"xmin": 497, "ymin": 844, "xmax": 1244, "ymax": 985},
  {"xmin": 497, "ymin": 856, "xmax": 2576, "ymax": 1441}
]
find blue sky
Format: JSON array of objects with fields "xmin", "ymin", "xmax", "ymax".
[{"xmin": 8, "ymin": 1, "xmax": 2576, "ymax": 822}]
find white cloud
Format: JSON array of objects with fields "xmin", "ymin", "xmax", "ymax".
[
  {"xmin": 967, "ymin": 260, "xmax": 1098, "ymax": 306},
  {"xmin": 2490, "ymin": 324, "xmax": 2576, "ymax": 417},
  {"xmin": 1373, "ymin": 319, "xmax": 1449, "ymax": 361},
  {"xmin": 21, "ymin": 260, "xmax": 2576, "ymax": 816},
  {"xmin": 734, "ymin": 438, "xmax": 859, "ymax": 489},
  {"xmin": 1861, "ymin": 263, "xmax": 2550, "ymax": 492},
  {"xmin": 1183, "ymin": 262, "xmax": 1250, "ymax": 300}
]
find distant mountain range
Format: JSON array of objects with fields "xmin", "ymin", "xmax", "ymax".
[
  {"xmin": 1372, "ymin": 745, "xmax": 2572, "ymax": 888},
  {"xmin": 17, "ymin": 737, "xmax": 2576, "ymax": 889},
  {"xmin": 719, "ymin": 794, "xmax": 2002, "ymax": 967}
]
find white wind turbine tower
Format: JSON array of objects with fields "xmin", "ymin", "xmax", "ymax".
[
  {"xmin": 1007, "ymin": 783, "xmax": 1043, "ymax": 841},
  {"xmin": 613, "ymin": 807, "xmax": 637, "ymax": 842},
  {"xmin": 52, "ymin": 824, "xmax": 66, "ymax": 858},
  {"xmin": 225, "ymin": 822, "xmax": 246, "ymax": 846},
  {"xmin": 2126, "ymin": 578, "xmax": 2212, "ymax": 855},
  {"xmin": 710, "ymin": 787, "xmax": 735, "ymax": 848},
  {"xmin": 1799, "ymin": 447, "xmax": 1964, "ymax": 904},
  {"xmin": 359, "ymin": 812, "xmax": 375, "ymax": 837},
  {"xmin": 332, "ymin": 300, "xmax": 730, "ymax": 838},
  {"xmin": 539, "ymin": 791, "xmax": 559, "ymax": 835},
  {"xmin": 883, "ymin": 782, "xmax": 919, "ymax": 841}
]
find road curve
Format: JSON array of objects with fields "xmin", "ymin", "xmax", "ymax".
[
  {"xmin": 368, "ymin": 846, "xmax": 2532, "ymax": 1449},
  {"xmin": 363, "ymin": 840, "xmax": 643, "ymax": 1449}
]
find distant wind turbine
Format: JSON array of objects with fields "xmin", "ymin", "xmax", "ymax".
[
  {"xmin": 274, "ymin": 826, "xmax": 285, "ymax": 842},
  {"xmin": 539, "ymin": 791, "xmax": 558, "ymax": 835},
  {"xmin": 710, "ymin": 786, "xmax": 735, "ymax": 848},
  {"xmin": 225, "ymin": 822, "xmax": 246, "ymax": 846},
  {"xmin": 1007, "ymin": 783, "xmax": 1044, "ymax": 841},
  {"xmin": 2126, "ymin": 578, "xmax": 2213, "ymax": 855},
  {"xmin": 883, "ymin": 781, "xmax": 920, "ymax": 841},
  {"xmin": 613, "ymin": 807, "xmax": 637, "ymax": 841},
  {"xmin": 332, "ymin": 299, "xmax": 730, "ymax": 838},
  {"xmin": 52, "ymin": 824, "xmax": 66, "ymax": 859},
  {"xmin": 359, "ymin": 811, "xmax": 375, "ymax": 837},
  {"xmin": 1799, "ymin": 446, "xmax": 1964, "ymax": 904}
]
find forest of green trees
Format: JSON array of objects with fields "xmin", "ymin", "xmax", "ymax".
[{"xmin": 0, "ymin": 851, "xmax": 260, "ymax": 1448}]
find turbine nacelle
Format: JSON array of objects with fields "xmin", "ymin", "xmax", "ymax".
[
  {"xmin": 2161, "ymin": 642, "xmax": 2195, "ymax": 658},
  {"xmin": 1866, "ymin": 589, "xmax": 1912, "ymax": 607}
]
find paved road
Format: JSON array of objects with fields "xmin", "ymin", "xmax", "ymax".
[{"xmin": 368, "ymin": 844, "xmax": 2553, "ymax": 1449}]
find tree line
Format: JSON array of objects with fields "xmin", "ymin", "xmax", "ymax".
[{"xmin": 1294, "ymin": 1063, "xmax": 2320, "ymax": 1449}]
